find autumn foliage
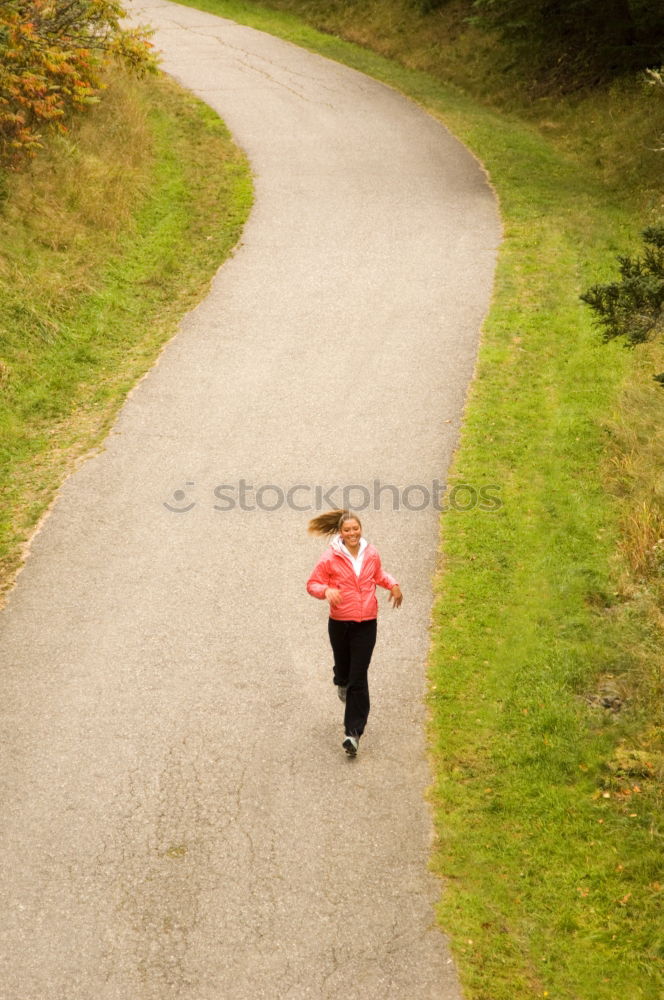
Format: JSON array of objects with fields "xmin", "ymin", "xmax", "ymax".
[{"xmin": 0, "ymin": 0, "xmax": 156, "ymax": 166}]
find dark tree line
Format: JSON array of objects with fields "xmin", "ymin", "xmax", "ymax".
[{"xmin": 420, "ymin": 0, "xmax": 664, "ymax": 84}]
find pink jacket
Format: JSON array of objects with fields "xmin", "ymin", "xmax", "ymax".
[{"xmin": 307, "ymin": 539, "xmax": 398, "ymax": 621}]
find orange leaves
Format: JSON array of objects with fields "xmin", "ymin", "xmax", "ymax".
[{"xmin": 0, "ymin": 0, "xmax": 156, "ymax": 166}]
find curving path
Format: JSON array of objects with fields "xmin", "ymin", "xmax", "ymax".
[{"xmin": 0, "ymin": 2, "xmax": 500, "ymax": 997}]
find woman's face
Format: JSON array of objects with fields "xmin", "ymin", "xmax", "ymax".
[{"xmin": 340, "ymin": 518, "xmax": 361, "ymax": 548}]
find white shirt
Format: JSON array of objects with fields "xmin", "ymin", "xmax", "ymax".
[{"xmin": 332, "ymin": 534, "xmax": 368, "ymax": 577}]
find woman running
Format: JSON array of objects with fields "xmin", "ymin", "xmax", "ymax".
[{"xmin": 306, "ymin": 509, "xmax": 403, "ymax": 756}]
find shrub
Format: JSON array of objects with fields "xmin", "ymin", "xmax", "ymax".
[
  {"xmin": 0, "ymin": 0, "xmax": 156, "ymax": 166},
  {"xmin": 581, "ymin": 226, "xmax": 664, "ymax": 384}
]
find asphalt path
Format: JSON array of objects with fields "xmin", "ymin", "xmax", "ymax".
[{"xmin": 0, "ymin": 2, "xmax": 500, "ymax": 996}]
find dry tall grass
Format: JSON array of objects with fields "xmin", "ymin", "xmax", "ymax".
[
  {"xmin": 0, "ymin": 73, "xmax": 152, "ymax": 317},
  {"xmin": 604, "ymin": 338, "xmax": 664, "ymax": 735}
]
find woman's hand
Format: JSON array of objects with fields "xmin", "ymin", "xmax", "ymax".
[
  {"xmin": 389, "ymin": 585, "xmax": 403, "ymax": 609},
  {"xmin": 325, "ymin": 587, "xmax": 342, "ymax": 608}
]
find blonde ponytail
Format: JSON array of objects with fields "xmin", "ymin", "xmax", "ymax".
[{"xmin": 308, "ymin": 509, "xmax": 362, "ymax": 536}]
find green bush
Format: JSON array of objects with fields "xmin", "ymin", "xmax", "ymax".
[{"xmin": 581, "ymin": 226, "xmax": 664, "ymax": 383}]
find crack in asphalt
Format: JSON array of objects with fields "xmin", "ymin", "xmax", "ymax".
[
  {"xmin": 103, "ymin": 732, "xmax": 256, "ymax": 998},
  {"xmin": 162, "ymin": 17, "xmax": 337, "ymax": 109}
]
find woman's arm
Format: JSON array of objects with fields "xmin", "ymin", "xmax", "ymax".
[
  {"xmin": 373, "ymin": 553, "xmax": 397, "ymax": 592},
  {"xmin": 306, "ymin": 557, "xmax": 330, "ymax": 599},
  {"xmin": 372, "ymin": 552, "xmax": 402, "ymax": 608},
  {"xmin": 307, "ymin": 554, "xmax": 343, "ymax": 608}
]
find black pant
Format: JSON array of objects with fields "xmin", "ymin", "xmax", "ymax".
[{"xmin": 328, "ymin": 618, "xmax": 377, "ymax": 737}]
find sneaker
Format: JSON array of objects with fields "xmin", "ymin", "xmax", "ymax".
[
  {"xmin": 342, "ymin": 734, "xmax": 359, "ymax": 756},
  {"xmin": 337, "ymin": 685, "xmax": 347, "ymax": 703}
]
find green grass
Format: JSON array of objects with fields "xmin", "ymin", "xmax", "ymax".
[
  {"xmin": 0, "ymin": 70, "xmax": 252, "ymax": 597},
  {"xmin": 427, "ymin": 127, "xmax": 663, "ymax": 999},
  {"xmin": 165, "ymin": 1, "xmax": 664, "ymax": 996}
]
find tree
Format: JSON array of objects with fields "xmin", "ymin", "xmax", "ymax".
[{"xmin": 0, "ymin": 0, "xmax": 156, "ymax": 166}]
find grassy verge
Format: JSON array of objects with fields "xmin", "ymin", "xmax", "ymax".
[
  {"xmin": 0, "ymin": 69, "xmax": 252, "ymax": 600},
  {"xmin": 166, "ymin": 1, "xmax": 663, "ymax": 996}
]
